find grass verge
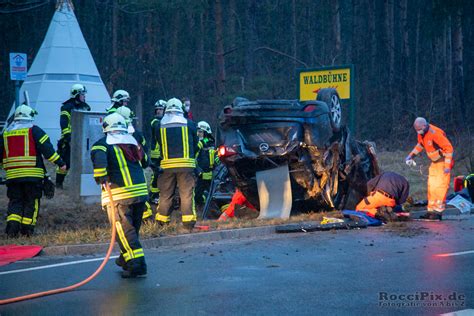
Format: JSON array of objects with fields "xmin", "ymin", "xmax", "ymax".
[{"xmin": 0, "ymin": 150, "xmax": 467, "ymax": 247}]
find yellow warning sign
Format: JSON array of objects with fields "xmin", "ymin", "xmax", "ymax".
[{"xmin": 299, "ymin": 67, "xmax": 351, "ymax": 101}]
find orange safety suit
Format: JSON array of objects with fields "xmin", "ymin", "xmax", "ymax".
[
  {"xmin": 356, "ymin": 191, "xmax": 396, "ymax": 217},
  {"xmin": 408, "ymin": 124, "xmax": 453, "ymax": 212},
  {"xmin": 218, "ymin": 189, "xmax": 256, "ymax": 221}
]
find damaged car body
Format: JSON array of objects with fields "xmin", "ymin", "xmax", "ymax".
[{"xmin": 216, "ymin": 89, "xmax": 380, "ymax": 213}]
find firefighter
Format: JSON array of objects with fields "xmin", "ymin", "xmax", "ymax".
[
  {"xmin": 115, "ymin": 106, "xmax": 154, "ymax": 221},
  {"xmin": 1, "ymin": 105, "xmax": 66, "ymax": 237},
  {"xmin": 149, "ymin": 100, "xmax": 166, "ymax": 204},
  {"xmin": 182, "ymin": 97, "xmax": 194, "ymax": 121},
  {"xmin": 405, "ymin": 117, "xmax": 454, "ymax": 220},
  {"xmin": 195, "ymin": 121, "xmax": 218, "ymax": 206},
  {"xmin": 56, "ymin": 83, "xmax": 90, "ymax": 189},
  {"xmin": 106, "ymin": 89, "xmax": 130, "ymax": 114},
  {"xmin": 154, "ymin": 98, "xmax": 199, "ymax": 230},
  {"xmin": 465, "ymin": 174, "xmax": 474, "ymax": 202},
  {"xmin": 355, "ymin": 172, "xmax": 410, "ymax": 222},
  {"xmin": 90, "ymin": 113, "xmax": 149, "ymax": 278}
]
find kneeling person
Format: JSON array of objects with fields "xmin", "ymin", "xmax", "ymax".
[
  {"xmin": 91, "ymin": 113, "xmax": 149, "ymax": 278},
  {"xmin": 356, "ymin": 172, "xmax": 409, "ymax": 222}
]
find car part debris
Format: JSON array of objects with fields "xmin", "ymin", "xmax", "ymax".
[
  {"xmin": 275, "ymin": 219, "xmax": 367, "ymax": 233},
  {"xmin": 256, "ymin": 164, "xmax": 292, "ymax": 219}
]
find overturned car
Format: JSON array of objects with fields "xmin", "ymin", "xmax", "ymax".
[{"xmin": 216, "ymin": 89, "xmax": 379, "ymax": 214}]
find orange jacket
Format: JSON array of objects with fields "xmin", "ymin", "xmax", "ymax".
[{"xmin": 409, "ymin": 124, "xmax": 453, "ymax": 170}]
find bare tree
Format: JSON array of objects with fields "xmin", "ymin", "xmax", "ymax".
[{"xmin": 215, "ymin": 0, "xmax": 226, "ymax": 95}]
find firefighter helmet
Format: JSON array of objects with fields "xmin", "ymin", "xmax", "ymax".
[
  {"xmin": 197, "ymin": 121, "xmax": 212, "ymax": 134},
  {"xmin": 165, "ymin": 98, "xmax": 184, "ymax": 114},
  {"xmin": 115, "ymin": 106, "xmax": 135, "ymax": 124},
  {"xmin": 14, "ymin": 104, "xmax": 37, "ymax": 121},
  {"xmin": 155, "ymin": 99, "xmax": 167, "ymax": 109},
  {"xmin": 71, "ymin": 84, "xmax": 87, "ymax": 98},
  {"xmin": 111, "ymin": 90, "xmax": 130, "ymax": 103},
  {"xmin": 102, "ymin": 113, "xmax": 128, "ymax": 133}
]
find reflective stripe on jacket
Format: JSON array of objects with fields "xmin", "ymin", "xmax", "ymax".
[
  {"xmin": 1, "ymin": 126, "xmax": 64, "ymax": 181},
  {"xmin": 156, "ymin": 120, "xmax": 198, "ymax": 170},
  {"xmin": 409, "ymin": 124, "xmax": 453, "ymax": 170},
  {"xmin": 90, "ymin": 137, "xmax": 149, "ymax": 205}
]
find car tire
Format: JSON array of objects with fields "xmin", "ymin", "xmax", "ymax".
[{"xmin": 317, "ymin": 88, "xmax": 342, "ymax": 132}]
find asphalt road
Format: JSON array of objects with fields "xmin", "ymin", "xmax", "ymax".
[{"xmin": 1, "ymin": 218, "xmax": 473, "ymax": 316}]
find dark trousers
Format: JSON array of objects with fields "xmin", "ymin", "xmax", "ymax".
[
  {"xmin": 156, "ymin": 170, "xmax": 196, "ymax": 224},
  {"xmin": 150, "ymin": 168, "xmax": 160, "ymax": 196},
  {"xmin": 107, "ymin": 201, "xmax": 145, "ymax": 262},
  {"xmin": 56, "ymin": 141, "xmax": 70, "ymax": 185},
  {"xmin": 5, "ymin": 181, "xmax": 43, "ymax": 237},
  {"xmin": 466, "ymin": 176, "xmax": 474, "ymax": 202},
  {"xmin": 195, "ymin": 178, "xmax": 211, "ymax": 205}
]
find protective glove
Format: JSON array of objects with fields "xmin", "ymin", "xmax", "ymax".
[
  {"xmin": 95, "ymin": 176, "xmax": 108, "ymax": 185},
  {"xmin": 43, "ymin": 176, "xmax": 55, "ymax": 199},
  {"xmin": 194, "ymin": 166, "xmax": 203, "ymax": 178},
  {"xmin": 405, "ymin": 156, "xmax": 416, "ymax": 167}
]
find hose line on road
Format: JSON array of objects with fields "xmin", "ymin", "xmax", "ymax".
[{"xmin": 0, "ymin": 182, "xmax": 117, "ymax": 305}]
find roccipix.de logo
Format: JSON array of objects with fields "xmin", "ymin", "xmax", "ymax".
[{"xmin": 378, "ymin": 292, "xmax": 466, "ymax": 308}]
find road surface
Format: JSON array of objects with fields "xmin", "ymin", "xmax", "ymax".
[{"xmin": 1, "ymin": 218, "xmax": 473, "ymax": 315}]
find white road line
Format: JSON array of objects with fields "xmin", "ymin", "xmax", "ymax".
[
  {"xmin": 0, "ymin": 255, "xmax": 119, "ymax": 276},
  {"xmin": 436, "ymin": 250, "xmax": 474, "ymax": 257}
]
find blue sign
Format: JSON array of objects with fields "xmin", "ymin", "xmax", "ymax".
[{"xmin": 10, "ymin": 53, "xmax": 27, "ymax": 80}]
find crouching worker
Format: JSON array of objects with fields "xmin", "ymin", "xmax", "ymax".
[
  {"xmin": 1, "ymin": 105, "xmax": 66, "ymax": 237},
  {"xmin": 91, "ymin": 113, "xmax": 149, "ymax": 278},
  {"xmin": 356, "ymin": 172, "xmax": 410, "ymax": 223}
]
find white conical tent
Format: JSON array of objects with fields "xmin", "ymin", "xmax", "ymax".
[{"xmin": 7, "ymin": 1, "xmax": 109, "ymax": 146}]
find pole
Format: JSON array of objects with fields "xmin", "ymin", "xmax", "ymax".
[{"xmin": 15, "ymin": 80, "xmax": 20, "ymax": 108}]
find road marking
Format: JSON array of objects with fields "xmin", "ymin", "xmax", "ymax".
[
  {"xmin": 435, "ymin": 250, "xmax": 474, "ymax": 257},
  {"xmin": 0, "ymin": 255, "xmax": 119, "ymax": 276}
]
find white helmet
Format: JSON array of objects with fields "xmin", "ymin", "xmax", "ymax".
[
  {"xmin": 155, "ymin": 99, "xmax": 167, "ymax": 109},
  {"xmin": 71, "ymin": 84, "xmax": 87, "ymax": 98},
  {"xmin": 197, "ymin": 121, "xmax": 212, "ymax": 134},
  {"xmin": 14, "ymin": 104, "xmax": 37, "ymax": 121},
  {"xmin": 111, "ymin": 90, "xmax": 130, "ymax": 103},
  {"xmin": 165, "ymin": 98, "xmax": 184, "ymax": 114},
  {"xmin": 115, "ymin": 106, "xmax": 135, "ymax": 124},
  {"xmin": 102, "ymin": 113, "xmax": 128, "ymax": 133}
]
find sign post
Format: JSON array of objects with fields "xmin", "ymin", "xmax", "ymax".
[
  {"xmin": 9, "ymin": 53, "xmax": 28, "ymax": 108},
  {"xmin": 297, "ymin": 65, "xmax": 355, "ymax": 133}
]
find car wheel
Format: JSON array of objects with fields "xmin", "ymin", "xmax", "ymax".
[{"xmin": 317, "ymin": 88, "xmax": 342, "ymax": 132}]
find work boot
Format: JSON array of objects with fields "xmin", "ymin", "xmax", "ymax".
[
  {"xmin": 55, "ymin": 174, "xmax": 65, "ymax": 189},
  {"xmin": 5, "ymin": 222, "xmax": 20, "ymax": 238},
  {"xmin": 375, "ymin": 206, "xmax": 398, "ymax": 223},
  {"xmin": 121, "ymin": 257, "xmax": 147, "ymax": 278},
  {"xmin": 419, "ymin": 211, "xmax": 442, "ymax": 221},
  {"xmin": 183, "ymin": 221, "xmax": 195, "ymax": 232},
  {"xmin": 20, "ymin": 225, "xmax": 34, "ymax": 237},
  {"xmin": 115, "ymin": 254, "xmax": 126, "ymax": 269}
]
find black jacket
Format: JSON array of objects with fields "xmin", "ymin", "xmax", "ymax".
[
  {"xmin": 367, "ymin": 172, "xmax": 410, "ymax": 204},
  {"xmin": 90, "ymin": 136, "xmax": 149, "ymax": 205},
  {"xmin": 60, "ymin": 98, "xmax": 91, "ymax": 141},
  {"xmin": 155, "ymin": 119, "xmax": 199, "ymax": 170}
]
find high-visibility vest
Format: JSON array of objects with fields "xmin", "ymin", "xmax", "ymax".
[
  {"xmin": 159, "ymin": 123, "xmax": 197, "ymax": 170},
  {"xmin": 2, "ymin": 128, "xmax": 44, "ymax": 179}
]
